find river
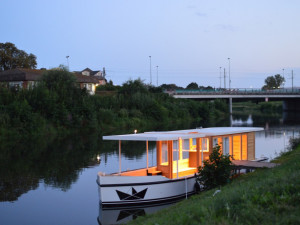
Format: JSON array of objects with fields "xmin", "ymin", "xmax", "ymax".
[{"xmin": 1, "ymin": 111, "xmax": 300, "ymax": 225}]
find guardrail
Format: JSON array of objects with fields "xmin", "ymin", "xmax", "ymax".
[{"xmin": 165, "ymin": 88, "xmax": 300, "ymax": 95}]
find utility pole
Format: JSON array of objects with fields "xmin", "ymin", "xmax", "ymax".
[
  {"xmin": 224, "ymin": 68, "xmax": 226, "ymax": 89},
  {"xmin": 219, "ymin": 67, "xmax": 222, "ymax": 89},
  {"xmin": 149, "ymin": 56, "xmax": 152, "ymax": 85}
]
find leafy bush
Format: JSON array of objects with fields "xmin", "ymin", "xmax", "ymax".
[
  {"xmin": 197, "ymin": 145, "xmax": 232, "ymax": 190},
  {"xmin": 288, "ymin": 136, "xmax": 300, "ymax": 150}
]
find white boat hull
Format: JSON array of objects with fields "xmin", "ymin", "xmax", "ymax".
[{"xmin": 97, "ymin": 173, "xmax": 197, "ymax": 208}]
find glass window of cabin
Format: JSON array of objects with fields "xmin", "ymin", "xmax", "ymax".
[
  {"xmin": 173, "ymin": 140, "xmax": 179, "ymax": 161},
  {"xmin": 161, "ymin": 141, "xmax": 168, "ymax": 165},
  {"xmin": 213, "ymin": 138, "xmax": 218, "ymax": 147},
  {"xmin": 201, "ymin": 138, "xmax": 208, "ymax": 152},
  {"xmin": 182, "ymin": 139, "xmax": 190, "ymax": 159},
  {"xmin": 223, "ymin": 137, "xmax": 229, "ymax": 155},
  {"xmin": 191, "ymin": 138, "xmax": 197, "ymax": 150}
]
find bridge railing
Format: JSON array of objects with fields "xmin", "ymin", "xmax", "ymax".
[{"xmin": 165, "ymin": 88, "xmax": 300, "ymax": 95}]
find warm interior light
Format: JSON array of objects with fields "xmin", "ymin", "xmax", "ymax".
[{"xmin": 134, "ymin": 129, "xmax": 137, "ymax": 134}]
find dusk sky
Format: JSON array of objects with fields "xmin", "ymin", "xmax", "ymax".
[{"xmin": 1, "ymin": 0, "xmax": 299, "ymax": 88}]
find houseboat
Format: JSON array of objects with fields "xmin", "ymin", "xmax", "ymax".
[{"xmin": 97, "ymin": 127, "xmax": 263, "ymax": 208}]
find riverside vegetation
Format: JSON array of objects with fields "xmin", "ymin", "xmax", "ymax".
[
  {"xmin": 130, "ymin": 139, "xmax": 300, "ymax": 225},
  {"xmin": 0, "ymin": 70, "xmax": 229, "ymax": 147}
]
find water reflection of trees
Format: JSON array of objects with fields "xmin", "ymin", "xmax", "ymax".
[
  {"xmin": 101, "ymin": 141, "xmax": 156, "ymax": 160},
  {"xmin": 0, "ymin": 134, "xmax": 114, "ymax": 202},
  {"xmin": 233, "ymin": 113, "xmax": 282, "ymax": 127}
]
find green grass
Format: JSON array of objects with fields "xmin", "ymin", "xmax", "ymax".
[{"xmin": 130, "ymin": 146, "xmax": 300, "ymax": 225}]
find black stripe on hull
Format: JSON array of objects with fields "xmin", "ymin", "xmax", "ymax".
[{"xmin": 101, "ymin": 191, "xmax": 195, "ymax": 209}]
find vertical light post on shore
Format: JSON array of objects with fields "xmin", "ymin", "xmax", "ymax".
[
  {"xmin": 224, "ymin": 68, "xmax": 226, "ymax": 89},
  {"xmin": 156, "ymin": 65, "xmax": 159, "ymax": 87},
  {"xmin": 292, "ymin": 70, "xmax": 294, "ymax": 92},
  {"xmin": 66, "ymin": 56, "xmax": 70, "ymax": 71},
  {"xmin": 149, "ymin": 56, "xmax": 152, "ymax": 85},
  {"xmin": 228, "ymin": 57, "xmax": 231, "ymax": 89},
  {"xmin": 219, "ymin": 67, "xmax": 222, "ymax": 88},
  {"xmin": 282, "ymin": 68, "xmax": 285, "ymax": 88}
]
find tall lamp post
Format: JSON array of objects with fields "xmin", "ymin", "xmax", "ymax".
[
  {"xmin": 219, "ymin": 67, "xmax": 222, "ymax": 89},
  {"xmin": 228, "ymin": 58, "xmax": 231, "ymax": 89},
  {"xmin": 156, "ymin": 65, "xmax": 159, "ymax": 87},
  {"xmin": 149, "ymin": 56, "xmax": 152, "ymax": 85},
  {"xmin": 66, "ymin": 56, "xmax": 70, "ymax": 71},
  {"xmin": 282, "ymin": 68, "xmax": 285, "ymax": 88}
]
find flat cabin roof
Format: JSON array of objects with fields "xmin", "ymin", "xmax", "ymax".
[{"xmin": 102, "ymin": 127, "xmax": 264, "ymax": 141}]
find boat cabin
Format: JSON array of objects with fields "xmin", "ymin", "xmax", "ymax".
[{"xmin": 103, "ymin": 127, "xmax": 263, "ymax": 179}]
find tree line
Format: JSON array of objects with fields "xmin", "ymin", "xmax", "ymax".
[{"xmin": 0, "ymin": 70, "xmax": 229, "ymax": 144}]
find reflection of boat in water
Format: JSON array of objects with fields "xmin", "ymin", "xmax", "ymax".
[
  {"xmin": 97, "ymin": 127, "xmax": 263, "ymax": 208},
  {"xmin": 97, "ymin": 201, "xmax": 178, "ymax": 225}
]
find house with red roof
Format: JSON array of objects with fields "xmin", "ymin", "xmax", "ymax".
[{"xmin": 0, "ymin": 68, "xmax": 100, "ymax": 95}]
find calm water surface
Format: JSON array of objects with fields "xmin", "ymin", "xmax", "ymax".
[{"xmin": 1, "ymin": 112, "xmax": 300, "ymax": 225}]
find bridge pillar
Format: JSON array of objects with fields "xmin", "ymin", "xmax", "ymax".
[
  {"xmin": 229, "ymin": 98, "xmax": 232, "ymax": 115},
  {"xmin": 283, "ymin": 99, "xmax": 300, "ymax": 112}
]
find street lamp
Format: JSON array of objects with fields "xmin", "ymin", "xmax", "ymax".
[
  {"xmin": 156, "ymin": 65, "xmax": 159, "ymax": 87},
  {"xmin": 66, "ymin": 56, "xmax": 70, "ymax": 71},
  {"xmin": 228, "ymin": 58, "xmax": 231, "ymax": 89},
  {"xmin": 219, "ymin": 67, "xmax": 222, "ymax": 89},
  {"xmin": 282, "ymin": 68, "xmax": 285, "ymax": 88},
  {"xmin": 149, "ymin": 56, "xmax": 152, "ymax": 85}
]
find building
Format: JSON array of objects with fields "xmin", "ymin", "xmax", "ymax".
[
  {"xmin": 0, "ymin": 68, "xmax": 100, "ymax": 95},
  {"xmin": 74, "ymin": 67, "xmax": 107, "ymax": 85}
]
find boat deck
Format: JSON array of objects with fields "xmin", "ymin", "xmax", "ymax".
[{"xmin": 232, "ymin": 160, "xmax": 278, "ymax": 169}]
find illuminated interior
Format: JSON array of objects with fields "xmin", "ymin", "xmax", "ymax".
[{"xmin": 118, "ymin": 132, "xmax": 255, "ymax": 178}]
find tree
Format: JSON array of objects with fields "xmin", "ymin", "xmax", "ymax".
[
  {"xmin": 0, "ymin": 42, "xmax": 37, "ymax": 71},
  {"xmin": 160, "ymin": 83, "xmax": 183, "ymax": 90},
  {"xmin": 119, "ymin": 78, "xmax": 148, "ymax": 95},
  {"xmin": 197, "ymin": 145, "xmax": 232, "ymax": 190},
  {"xmin": 186, "ymin": 82, "xmax": 199, "ymax": 89},
  {"xmin": 262, "ymin": 74, "xmax": 285, "ymax": 90}
]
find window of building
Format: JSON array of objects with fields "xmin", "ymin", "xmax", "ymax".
[
  {"xmin": 223, "ymin": 137, "xmax": 229, "ymax": 155},
  {"xmin": 173, "ymin": 140, "xmax": 179, "ymax": 161},
  {"xmin": 182, "ymin": 139, "xmax": 190, "ymax": 159},
  {"xmin": 213, "ymin": 138, "xmax": 218, "ymax": 147},
  {"xmin": 161, "ymin": 141, "xmax": 168, "ymax": 165},
  {"xmin": 201, "ymin": 138, "xmax": 208, "ymax": 152}
]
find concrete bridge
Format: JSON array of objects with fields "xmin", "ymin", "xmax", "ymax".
[{"xmin": 166, "ymin": 88, "xmax": 300, "ymax": 113}]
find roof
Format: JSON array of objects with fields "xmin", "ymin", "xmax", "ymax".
[
  {"xmin": 103, "ymin": 127, "xmax": 264, "ymax": 141},
  {"xmin": 0, "ymin": 68, "xmax": 44, "ymax": 81},
  {"xmin": 76, "ymin": 67, "xmax": 104, "ymax": 77},
  {"xmin": 74, "ymin": 73, "xmax": 100, "ymax": 84},
  {"xmin": 0, "ymin": 69, "xmax": 99, "ymax": 84}
]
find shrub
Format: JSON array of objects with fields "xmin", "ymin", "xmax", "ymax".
[{"xmin": 197, "ymin": 145, "xmax": 232, "ymax": 190}]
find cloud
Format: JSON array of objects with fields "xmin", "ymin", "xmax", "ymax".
[
  {"xmin": 187, "ymin": 5, "xmax": 197, "ymax": 9},
  {"xmin": 214, "ymin": 24, "xmax": 238, "ymax": 32},
  {"xmin": 195, "ymin": 12, "xmax": 207, "ymax": 17}
]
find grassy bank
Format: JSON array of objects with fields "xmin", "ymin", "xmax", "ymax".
[{"xmin": 130, "ymin": 145, "xmax": 300, "ymax": 225}]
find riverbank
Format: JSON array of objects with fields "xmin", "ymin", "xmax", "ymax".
[{"xmin": 130, "ymin": 144, "xmax": 300, "ymax": 225}]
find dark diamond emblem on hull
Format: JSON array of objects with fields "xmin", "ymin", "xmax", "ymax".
[{"xmin": 116, "ymin": 187, "xmax": 148, "ymax": 200}]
